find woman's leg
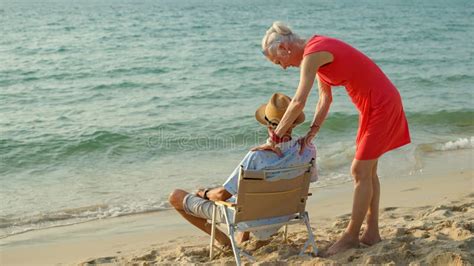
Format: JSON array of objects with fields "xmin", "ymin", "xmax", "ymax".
[
  {"xmin": 326, "ymin": 159, "xmax": 377, "ymax": 256},
  {"xmin": 360, "ymin": 161, "xmax": 382, "ymax": 245}
]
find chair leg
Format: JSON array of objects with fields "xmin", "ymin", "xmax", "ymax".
[
  {"xmin": 301, "ymin": 211, "xmax": 318, "ymax": 256},
  {"xmin": 209, "ymin": 204, "xmax": 217, "ymax": 260},
  {"xmin": 299, "ymin": 238, "xmax": 310, "ymax": 256},
  {"xmin": 284, "ymin": 224, "xmax": 288, "ymax": 243},
  {"xmin": 223, "ymin": 207, "xmax": 242, "ymax": 266}
]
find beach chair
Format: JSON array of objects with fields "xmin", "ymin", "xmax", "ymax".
[{"xmin": 209, "ymin": 162, "xmax": 318, "ymax": 265}]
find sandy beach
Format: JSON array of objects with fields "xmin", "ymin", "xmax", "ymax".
[
  {"xmin": 2, "ymin": 0, "xmax": 473, "ymax": 265},
  {"xmin": 0, "ymin": 149, "xmax": 472, "ymax": 265}
]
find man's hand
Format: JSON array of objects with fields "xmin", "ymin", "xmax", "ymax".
[
  {"xmin": 195, "ymin": 188, "xmax": 206, "ymax": 198},
  {"xmin": 250, "ymin": 142, "xmax": 283, "ymax": 157},
  {"xmin": 195, "ymin": 187, "xmax": 232, "ymax": 201}
]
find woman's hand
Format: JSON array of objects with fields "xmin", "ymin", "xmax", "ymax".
[
  {"xmin": 251, "ymin": 127, "xmax": 284, "ymax": 156},
  {"xmin": 250, "ymin": 141, "xmax": 283, "ymax": 157}
]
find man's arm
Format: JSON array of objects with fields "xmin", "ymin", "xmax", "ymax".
[{"xmin": 196, "ymin": 187, "xmax": 232, "ymax": 201}]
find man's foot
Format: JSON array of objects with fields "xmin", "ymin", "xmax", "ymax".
[
  {"xmin": 247, "ymin": 239, "xmax": 271, "ymax": 251},
  {"xmin": 216, "ymin": 239, "xmax": 231, "ymax": 248},
  {"xmin": 236, "ymin": 232, "xmax": 250, "ymax": 244},
  {"xmin": 326, "ymin": 233, "xmax": 359, "ymax": 256},
  {"xmin": 360, "ymin": 230, "xmax": 381, "ymax": 246},
  {"xmin": 215, "ymin": 234, "xmax": 232, "ymax": 247}
]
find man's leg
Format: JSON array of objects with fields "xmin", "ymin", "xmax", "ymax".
[
  {"xmin": 360, "ymin": 160, "xmax": 382, "ymax": 245},
  {"xmin": 168, "ymin": 189, "xmax": 231, "ymax": 247},
  {"xmin": 326, "ymin": 159, "xmax": 377, "ymax": 256}
]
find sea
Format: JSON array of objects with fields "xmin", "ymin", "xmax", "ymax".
[{"xmin": 1, "ymin": 0, "xmax": 473, "ymax": 239}]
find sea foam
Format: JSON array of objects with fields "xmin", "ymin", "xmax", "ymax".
[{"xmin": 435, "ymin": 137, "xmax": 473, "ymax": 151}]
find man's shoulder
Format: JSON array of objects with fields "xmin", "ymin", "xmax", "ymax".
[
  {"xmin": 237, "ymin": 149, "xmax": 281, "ymax": 169},
  {"xmin": 243, "ymin": 142, "xmax": 316, "ymax": 165},
  {"xmin": 244, "ymin": 150, "xmax": 278, "ymax": 162},
  {"xmin": 288, "ymin": 141, "xmax": 316, "ymax": 156},
  {"xmin": 305, "ymin": 142, "xmax": 317, "ymax": 154}
]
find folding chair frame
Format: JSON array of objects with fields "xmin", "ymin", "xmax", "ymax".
[{"xmin": 208, "ymin": 162, "xmax": 318, "ymax": 265}]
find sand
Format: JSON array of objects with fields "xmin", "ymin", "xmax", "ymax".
[
  {"xmin": 1, "ymin": 150, "xmax": 473, "ymax": 265},
  {"xmin": 79, "ymin": 179, "xmax": 473, "ymax": 266}
]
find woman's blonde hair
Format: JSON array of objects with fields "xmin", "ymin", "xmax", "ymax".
[{"xmin": 261, "ymin": 21, "xmax": 300, "ymax": 56}]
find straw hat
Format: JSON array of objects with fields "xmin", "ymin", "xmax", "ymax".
[{"xmin": 255, "ymin": 93, "xmax": 305, "ymax": 126}]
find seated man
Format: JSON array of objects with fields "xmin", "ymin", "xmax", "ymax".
[{"xmin": 168, "ymin": 93, "xmax": 318, "ymax": 247}]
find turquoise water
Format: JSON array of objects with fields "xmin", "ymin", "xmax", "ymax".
[{"xmin": 1, "ymin": 0, "xmax": 473, "ymax": 237}]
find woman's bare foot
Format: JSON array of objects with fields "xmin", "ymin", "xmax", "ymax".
[
  {"xmin": 326, "ymin": 233, "xmax": 359, "ymax": 256},
  {"xmin": 360, "ymin": 230, "xmax": 381, "ymax": 246}
]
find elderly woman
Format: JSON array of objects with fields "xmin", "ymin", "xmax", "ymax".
[{"xmin": 254, "ymin": 22, "xmax": 410, "ymax": 255}]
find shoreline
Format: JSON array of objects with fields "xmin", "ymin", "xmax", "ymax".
[
  {"xmin": 0, "ymin": 149, "xmax": 472, "ymax": 265},
  {"xmin": 1, "ymin": 137, "xmax": 471, "ymax": 240}
]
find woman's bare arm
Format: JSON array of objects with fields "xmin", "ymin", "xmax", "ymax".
[
  {"xmin": 297, "ymin": 74, "xmax": 332, "ymax": 154},
  {"xmin": 274, "ymin": 51, "xmax": 333, "ymax": 137},
  {"xmin": 309, "ymin": 74, "xmax": 332, "ymax": 137}
]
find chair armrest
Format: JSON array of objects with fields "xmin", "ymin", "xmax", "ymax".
[
  {"xmin": 215, "ymin": 200, "xmax": 236, "ymax": 208},
  {"xmin": 308, "ymin": 193, "xmax": 313, "ymax": 196}
]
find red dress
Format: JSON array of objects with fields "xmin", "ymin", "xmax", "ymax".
[{"xmin": 303, "ymin": 35, "xmax": 411, "ymax": 160}]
